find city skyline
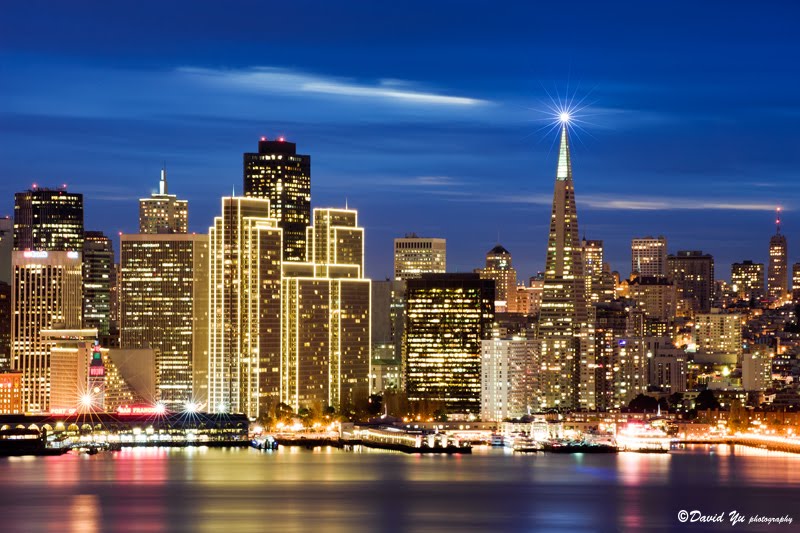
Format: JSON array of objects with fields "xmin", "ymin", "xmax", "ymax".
[{"xmin": 3, "ymin": 2, "xmax": 800, "ymax": 280}]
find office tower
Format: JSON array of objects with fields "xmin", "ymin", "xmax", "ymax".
[
  {"xmin": 0, "ymin": 217, "xmax": 12, "ymax": 284},
  {"xmin": 371, "ymin": 279, "xmax": 406, "ymax": 391},
  {"xmin": 793, "ymin": 264, "xmax": 800, "ymax": 303},
  {"xmin": 393, "ymin": 234, "xmax": 446, "ymax": 280},
  {"xmin": 538, "ymin": 123, "xmax": 594, "ymax": 411},
  {"xmin": 281, "ymin": 208, "xmax": 371, "ymax": 412},
  {"xmin": 649, "ymin": 348, "xmax": 687, "ymax": 395},
  {"xmin": 593, "ymin": 302, "xmax": 629, "ymax": 411},
  {"xmin": 10, "ymin": 250, "xmax": 82, "ymax": 412},
  {"xmin": 120, "ymin": 233, "xmax": 209, "ymax": 409},
  {"xmin": 208, "ymin": 197, "xmax": 283, "ymax": 417},
  {"xmin": 480, "ymin": 337, "xmax": 537, "ymax": 421},
  {"xmin": 628, "ymin": 276, "xmax": 677, "ymax": 322},
  {"xmin": 42, "ymin": 327, "xmax": 98, "ymax": 412},
  {"xmin": 405, "ymin": 273, "xmax": 494, "ymax": 415},
  {"xmin": 768, "ymin": 213, "xmax": 788, "ymax": 301},
  {"xmin": 138, "ymin": 167, "xmax": 188, "ymax": 234},
  {"xmin": 694, "ymin": 310, "xmax": 742, "ymax": 365},
  {"xmin": 668, "ymin": 250, "xmax": 715, "ymax": 314},
  {"xmin": 731, "ymin": 260, "xmax": 764, "ymax": 300},
  {"xmin": 82, "ymin": 231, "xmax": 114, "ymax": 337},
  {"xmin": 476, "ymin": 245, "xmax": 517, "ymax": 312},
  {"xmin": 243, "ymin": 137, "xmax": 311, "ymax": 262},
  {"xmin": 0, "ymin": 282, "xmax": 9, "ymax": 370},
  {"xmin": 610, "ymin": 338, "xmax": 649, "ymax": 408},
  {"xmin": 582, "ymin": 239, "xmax": 614, "ymax": 305},
  {"xmin": 515, "ymin": 275, "xmax": 544, "ymax": 316},
  {"xmin": 742, "ymin": 350, "xmax": 771, "ymax": 391},
  {"xmin": 14, "ymin": 186, "xmax": 84, "ymax": 252},
  {"xmin": 631, "ymin": 236, "xmax": 667, "ymax": 278},
  {"xmin": 0, "ymin": 371, "xmax": 22, "ymax": 414}
]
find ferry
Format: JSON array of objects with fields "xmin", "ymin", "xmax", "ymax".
[
  {"xmin": 616, "ymin": 422, "xmax": 672, "ymax": 453},
  {"xmin": 542, "ymin": 439, "xmax": 618, "ymax": 454},
  {"xmin": 503, "ymin": 433, "xmax": 541, "ymax": 453},
  {"xmin": 0, "ymin": 428, "xmax": 69, "ymax": 457}
]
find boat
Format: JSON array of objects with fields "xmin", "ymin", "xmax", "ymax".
[
  {"xmin": 0, "ymin": 428, "xmax": 69, "ymax": 457},
  {"xmin": 542, "ymin": 439, "xmax": 618, "ymax": 454},
  {"xmin": 503, "ymin": 433, "xmax": 541, "ymax": 453},
  {"xmin": 490, "ymin": 433, "xmax": 504, "ymax": 447},
  {"xmin": 616, "ymin": 422, "xmax": 672, "ymax": 453}
]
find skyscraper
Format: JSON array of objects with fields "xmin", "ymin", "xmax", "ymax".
[
  {"xmin": 537, "ymin": 123, "xmax": 594, "ymax": 411},
  {"xmin": 120, "ymin": 233, "xmax": 209, "ymax": 409},
  {"xmin": 11, "ymin": 250, "xmax": 83, "ymax": 412},
  {"xmin": 631, "ymin": 236, "xmax": 667, "ymax": 278},
  {"xmin": 243, "ymin": 137, "xmax": 311, "ymax": 262},
  {"xmin": 480, "ymin": 337, "xmax": 537, "ymax": 421},
  {"xmin": 0, "ymin": 217, "xmax": 12, "ymax": 284},
  {"xmin": 767, "ymin": 221, "xmax": 788, "ymax": 301},
  {"xmin": 476, "ymin": 245, "xmax": 517, "ymax": 312},
  {"xmin": 405, "ymin": 273, "xmax": 494, "ymax": 414},
  {"xmin": 208, "ymin": 197, "xmax": 283, "ymax": 417},
  {"xmin": 731, "ymin": 260, "xmax": 764, "ymax": 300},
  {"xmin": 668, "ymin": 250, "xmax": 715, "ymax": 314},
  {"xmin": 280, "ymin": 208, "xmax": 371, "ymax": 412},
  {"xmin": 393, "ymin": 234, "xmax": 446, "ymax": 280},
  {"xmin": 83, "ymin": 231, "xmax": 114, "ymax": 337},
  {"xmin": 138, "ymin": 167, "xmax": 188, "ymax": 234},
  {"xmin": 14, "ymin": 186, "xmax": 84, "ymax": 252}
]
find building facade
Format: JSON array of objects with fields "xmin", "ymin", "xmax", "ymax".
[
  {"xmin": 82, "ymin": 231, "xmax": 114, "ymax": 336},
  {"xmin": 631, "ymin": 236, "xmax": 667, "ymax": 278},
  {"xmin": 480, "ymin": 337, "xmax": 537, "ymax": 421},
  {"xmin": 405, "ymin": 273, "xmax": 494, "ymax": 415},
  {"xmin": 138, "ymin": 168, "xmax": 188, "ymax": 234},
  {"xmin": 393, "ymin": 234, "xmax": 446, "ymax": 280},
  {"xmin": 731, "ymin": 260, "xmax": 764, "ymax": 300},
  {"xmin": 14, "ymin": 187, "xmax": 84, "ymax": 252},
  {"xmin": 668, "ymin": 250, "xmax": 714, "ymax": 314},
  {"xmin": 476, "ymin": 245, "xmax": 517, "ymax": 313},
  {"xmin": 243, "ymin": 137, "xmax": 311, "ymax": 262},
  {"xmin": 120, "ymin": 233, "xmax": 209, "ymax": 409},
  {"xmin": 767, "ymin": 232, "xmax": 788, "ymax": 301}
]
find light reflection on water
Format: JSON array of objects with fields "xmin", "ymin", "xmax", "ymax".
[{"xmin": 0, "ymin": 445, "xmax": 799, "ymax": 532}]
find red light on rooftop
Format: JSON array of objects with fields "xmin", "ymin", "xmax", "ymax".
[
  {"xmin": 260, "ymin": 136, "xmax": 267, "ymax": 141},
  {"xmin": 32, "ymin": 183, "xmax": 37, "ymax": 189},
  {"xmin": 278, "ymin": 136, "xmax": 285, "ymax": 142}
]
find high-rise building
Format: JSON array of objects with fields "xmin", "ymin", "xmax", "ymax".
[
  {"xmin": 82, "ymin": 231, "xmax": 114, "ymax": 337},
  {"xmin": 793, "ymin": 264, "xmax": 800, "ymax": 303},
  {"xmin": 0, "ymin": 217, "xmax": 12, "ymax": 284},
  {"xmin": 593, "ymin": 302, "xmax": 629, "ymax": 411},
  {"xmin": 280, "ymin": 208, "xmax": 371, "ymax": 412},
  {"xmin": 476, "ymin": 245, "xmax": 517, "ymax": 313},
  {"xmin": 628, "ymin": 276, "xmax": 677, "ymax": 322},
  {"xmin": 393, "ymin": 234, "xmax": 446, "ymax": 280},
  {"xmin": 243, "ymin": 137, "xmax": 311, "ymax": 262},
  {"xmin": 0, "ymin": 371, "xmax": 23, "ymax": 414},
  {"xmin": 694, "ymin": 310, "xmax": 742, "ymax": 365},
  {"xmin": 0, "ymin": 282, "xmax": 9, "ymax": 370},
  {"xmin": 610, "ymin": 338, "xmax": 650, "ymax": 409},
  {"xmin": 668, "ymin": 251, "xmax": 715, "ymax": 314},
  {"xmin": 742, "ymin": 350, "xmax": 771, "ymax": 391},
  {"xmin": 649, "ymin": 349, "xmax": 687, "ymax": 395},
  {"xmin": 208, "ymin": 197, "xmax": 283, "ymax": 417},
  {"xmin": 480, "ymin": 337, "xmax": 537, "ymax": 421},
  {"xmin": 14, "ymin": 187, "xmax": 84, "ymax": 252},
  {"xmin": 631, "ymin": 236, "xmax": 667, "ymax": 278},
  {"xmin": 731, "ymin": 260, "xmax": 764, "ymax": 300},
  {"xmin": 768, "ymin": 215, "xmax": 788, "ymax": 301},
  {"xmin": 120, "ymin": 233, "xmax": 209, "ymax": 409},
  {"xmin": 537, "ymin": 123, "xmax": 594, "ymax": 411},
  {"xmin": 582, "ymin": 238, "xmax": 613, "ymax": 305},
  {"xmin": 138, "ymin": 168, "xmax": 188, "ymax": 234},
  {"xmin": 42, "ymin": 327, "xmax": 99, "ymax": 412},
  {"xmin": 371, "ymin": 279, "xmax": 406, "ymax": 390},
  {"xmin": 10, "ymin": 250, "xmax": 82, "ymax": 412},
  {"xmin": 405, "ymin": 273, "xmax": 494, "ymax": 414}
]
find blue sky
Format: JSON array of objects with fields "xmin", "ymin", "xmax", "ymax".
[{"xmin": 2, "ymin": 1, "xmax": 799, "ymax": 280}]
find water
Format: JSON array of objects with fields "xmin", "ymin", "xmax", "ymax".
[{"xmin": 1, "ymin": 445, "xmax": 799, "ymax": 532}]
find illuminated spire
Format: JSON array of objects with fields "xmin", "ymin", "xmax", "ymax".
[
  {"xmin": 556, "ymin": 123, "xmax": 572, "ymax": 181},
  {"xmin": 159, "ymin": 163, "xmax": 168, "ymax": 195},
  {"xmin": 776, "ymin": 206, "xmax": 782, "ymax": 234}
]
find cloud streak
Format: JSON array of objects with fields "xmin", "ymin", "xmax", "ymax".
[{"xmin": 178, "ymin": 66, "xmax": 487, "ymax": 107}]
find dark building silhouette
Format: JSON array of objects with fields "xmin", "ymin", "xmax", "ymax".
[{"xmin": 13, "ymin": 187, "xmax": 84, "ymax": 252}]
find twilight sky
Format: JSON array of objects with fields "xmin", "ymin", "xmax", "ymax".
[{"xmin": 2, "ymin": 1, "xmax": 799, "ymax": 281}]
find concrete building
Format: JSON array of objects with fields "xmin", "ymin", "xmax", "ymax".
[
  {"xmin": 393, "ymin": 234, "xmax": 446, "ymax": 280},
  {"xmin": 138, "ymin": 168, "xmax": 188, "ymax": 234},
  {"xmin": 243, "ymin": 137, "xmax": 311, "ymax": 262},
  {"xmin": 668, "ymin": 250, "xmax": 714, "ymax": 314},
  {"xmin": 0, "ymin": 372, "xmax": 22, "ymax": 414},
  {"xmin": 538, "ymin": 124, "xmax": 594, "ymax": 411},
  {"xmin": 742, "ymin": 350, "xmax": 772, "ymax": 391},
  {"xmin": 628, "ymin": 276, "xmax": 677, "ymax": 322},
  {"xmin": 480, "ymin": 337, "xmax": 537, "ymax": 421},
  {"xmin": 405, "ymin": 273, "xmax": 494, "ymax": 415},
  {"xmin": 371, "ymin": 279, "xmax": 406, "ymax": 390},
  {"xmin": 13, "ymin": 187, "xmax": 84, "ymax": 252},
  {"xmin": 0, "ymin": 282, "xmax": 9, "ymax": 370},
  {"xmin": 631, "ymin": 236, "xmax": 667, "ymax": 278},
  {"xmin": 476, "ymin": 245, "xmax": 517, "ymax": 313},
  {"xmin": 208, "ymin": 197, "xmax": 282, "ymax": 418},
  {"xmin": 42, "ymin": 328, "xmax": 99, "ymax": 413},
  {"xmin": 11, "ymin": 251, "xmax": 82, "ymax": 413},
  {"xmin": 82, "ymin": 231, "xmax": 114, "ymax": 336},
  {"xmin": 120, "ymin": 233, "xmax": 209, "ymax": 409},
  {"xmin": 694, "ymin": 310, "xmax": 743, "ymax": 365},
  {"xmin": 731, "ymin": 260, "xmax": 764, "ymax": 300},
  {"xmin": 767, "ymin": 226, "xmax": 788, "ymax": 301},
  {"xmin": 611, "ymin": 338, "xmax": 650, "ymax": 409},
  {"xmin": 0, "ymin": 217, "xmax": 12, "ymax": 284}
]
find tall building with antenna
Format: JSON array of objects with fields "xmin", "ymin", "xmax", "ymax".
[
  {"xmin": 767, "ymin": 207, "xmax": 788, "ymax": 301},
  {"xmin": 138, "ymin": 167, "xmax": 188, "ymax": 234},
  {"xmin": 537, "ymin": 121, "xmax": 594, "ymax": 411}
]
